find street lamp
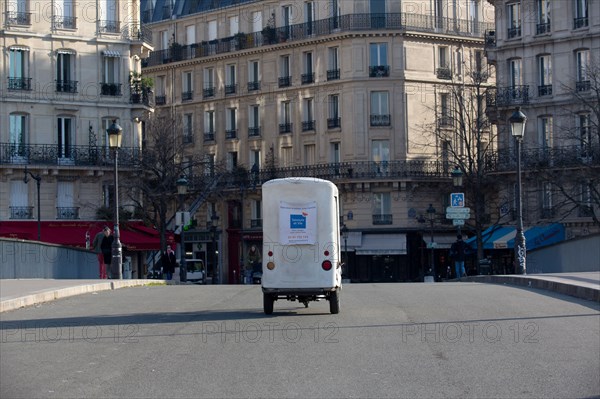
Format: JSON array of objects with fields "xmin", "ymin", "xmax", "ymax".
[
  {"xmin": 23, "ymin": 167, "xmax": 41, "ymax": 241},
  {"xmin": 107, "ymin": 120, "xmax": 123, "ymax": 279},
  {"xmin": 211, "ymin": 212, "xmax": 219, "ymax": 284},
  {"xmin": 426, "ymin": 204, "xmax": 436, "ymax": 281},
  {"xmin": 177, "ymin": 175, "xmax": 189, "ymax": 283},
  {"xmin": 509, "ymin": 107, "xmax": 527, "ymax": 275},
  {"xmin": 341, "ymin": 224, "xmax": 349, "ymax": 279},
  {"xmin": 451, "ymin": 165, "xmax": 464, "ymax": 235}
]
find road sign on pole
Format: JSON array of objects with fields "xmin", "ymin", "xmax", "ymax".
[
  {"xmin": 450, "ymin": 193, "xmax": 465, "ymax": 207},
  {"xmin": 446, "ymin": 207, "xmax": 470, "ymax": 219},
  {"xmin": 453, "ymin": 219, "xmax": 465, "ymax": 226}
]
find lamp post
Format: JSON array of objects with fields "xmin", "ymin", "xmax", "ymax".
[
  {"xmin": 426, "ymin": 204, "xmax": 436, "ymax": 281},
  {"xmin": 451, "ymin": 165, "xmax": 464, "ymax": 235},
  {"xmin": 341, "ymin": 224, "xmax": 349, "ymax": 279},
  {"xmin": 107, "ymin": 120, "xmax": 123, "ymax": 279},
  {"xmin": 510, "ymin": 107, "xmax": 527, "ymax": 275},
  {"xmin": 211, "ymin": 212, "xmax": 219, "ymax": 284},
  {"xmin": 177, "ymin": 175, "xmax": 189, "ymax": 283},
  {"xmin": 23, "ymin": 168, "xmax": 41, "ymax": 241}
]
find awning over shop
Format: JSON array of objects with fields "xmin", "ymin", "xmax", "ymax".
[
  {"xmin": 0, "ymin": 221, "xmax": 165, "ymax": 251},
  {"xmin": 355, "ymin": 234, "xmax": 407, "ymax": 255},
  {"xmin": 466, "ymin": 224, "xmax": 565, "ymax": 251}
]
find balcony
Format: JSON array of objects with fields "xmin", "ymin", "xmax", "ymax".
[
  {"xmin": 576, "ymin": 80, "xmax": 590, "ymax": 92},
  {"xmin": 369, "ymin": 65, "xmax": 389, "ymax": 77},
  {"xmin": 370, "ymin": 114, "xmax": 391, "ymax": 127},
  {"xmin": 484, "ymin": 30, "xmax": 496, "ymax": 47},
  {"xmin": 10, "ymin": 206, "xmax": 33, "ymax": 219},
  {"xmin": 56, "ymin": 80, "xmax": 78, "ymax": 93},
  {"xmin": 302, "ymin": 120, "xmax": 316, "ymax": 131},
  {"xmin": 8, "ymin": 77, "xmax": 32, "ymax": 91},
  {"xmin": 437, "ymin": 116, "xmax": 453, "ymax": 128},
  {"xmin": 5, "ymin": 11, "xmax": 31, "ymax": 25},
  {"xmin": 130, "ymin": 88, "xmax": 154, "ymax": 107},
  {"xmin": 99, "ymin": 20, "xmax": 120, "ymax": 34},
  {"xmin": 301, "ymin": 72, "xmax": 315, "ymax": 84},
  {"xmin": 57, "ymin": 207, "xmax": 79, "ymax": 220},
  {"xmin": 203, "ymin": 87, "xmax": 215, "ymax": 98},
  {"xmin": 183, "ymin": 134, "xmax": 194, "ymax": 144},
  {"xmin": 247, "ymin": 81, "xmax": 261, "ymax": 91},
  {"xmin": 373, "ymin": 214, "xmax": 393, "ymax": 225},
  {"xmin": 225, "ymin": 83, "xmax": 237, "ymax": 95},
  {"xmin": 486, "ymin": 86, "xmax": 529, "ymax": 108},
  {"xmin": 536, "ymin": 22, "xmax": 551, "ymax": 35},
  {"xmin": 278, "ymin": 76, "xmax": 291, "ymax": 88},
  {"xmin": 574, "ymin": 17, "xmax": 588, "ymax": 29},
  {"xmin": 327, "ymin": 69, "xmax": 340, "ymax": 81},
  {"xmin": 155, "ymin": 95, "xmax": 166, "ymax": 105},
  {"xmin": 226, "ymin": 129, "xmax": 237, "ymax": 139},
  {"xmin": 52, "ymin": 15, "xmax": 77, "ymax": 30},
  {"xmin": 436, "ymin": 67, "xmax": 452, "ymax": 80},
  {"xmin": 204, "ymin": 132, "xmax": 215, "ymax": 141},
  {"xmin": 507, "ymin": 26, "xmax": 521, "ymax": 39},
  {"xmin": 100, "ymin": 83, "xmax": 122, "ymax": 96},
  {"xmin": 248, "ymin": 127, "xmax": 261, "ymax": 137},
  {"xmin": 182, "ymin": 91, "xmax": 193, "ymax": 101},
  {"xmin": 538, "ymin": 85, "xmax": 552, "ymax": 97},
  {"xmin": 279, "ymin": 123, "xmax": 293, "ymax": 134},
  {"xmin": 327, "ymin": 117, "xmax": 341, "ymax": 129},
  {"xmin": 142, "ymin": 13, "xmax": 493, "ymax": 68}
]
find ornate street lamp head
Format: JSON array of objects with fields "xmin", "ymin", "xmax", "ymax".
[
  {"xmin": 451, "ymin": 165, "xmax": 463, "ymax": 187},
  {"xmin": 107, "ymin": 120, "xmax": 123, "ymax": 149},
  {"xmin": 509, "ymin": 107, "xmax": 527, "ymax": 139}
]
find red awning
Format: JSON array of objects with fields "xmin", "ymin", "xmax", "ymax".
[{"xmin": 0, "ymin": 221, "xmax": 165, "ymax": 251}]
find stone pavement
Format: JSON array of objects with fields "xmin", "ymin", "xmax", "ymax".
[{"xmin": 0, "ymin": 272, "xmax": 598, "ymax": 313}]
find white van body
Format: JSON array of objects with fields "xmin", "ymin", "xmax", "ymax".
[{"xmin": 261, "ymin": 177, "xmax": 342, "ymax": 314}]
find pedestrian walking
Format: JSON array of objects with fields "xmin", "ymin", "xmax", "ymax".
[
  {"xmin": 450, "ymin": 234, "xmax": 468, "ymax": 278},
  {"xmin": 161, "ymin": 246, "xmax": 176, "ymax": 280},
  {"xmin": 91, "ymin": 226, "xmax": 112, "ymax": 279}
]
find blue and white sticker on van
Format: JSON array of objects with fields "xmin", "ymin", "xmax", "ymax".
[{"xmin": 279, "ymin": 201, "xmax": 317, "ymax": 245}]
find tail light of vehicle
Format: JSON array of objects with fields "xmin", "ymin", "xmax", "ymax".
[
  {"xmin": 266, "ymin": 261, "xmax": 275, "ymax": 270},
  {"xmin": 321, "ymin": 260, "xmax": 333, "ymax": 271}
]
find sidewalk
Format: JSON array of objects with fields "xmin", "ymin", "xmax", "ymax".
[
  {"xmin": 460, "ymin": 272, "xmax": 599, "ymax": 302},
  {"xmin": 0, "ymin": 279, "xmax": 168, "ymax": 313},
  {"xmin": 1, "ymin": 272, "xmax": 598, "ymax": 313}
]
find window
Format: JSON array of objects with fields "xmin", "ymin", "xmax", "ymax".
[
  {"xmin": 576, "ymin": 50, "xmax": 590, "ymax": 91},
  {"xmin": 508, "ymin": 58, "xmax": 522, "ymax": 87},
  {"xmin": 208, "ymin": 20, "xmax": 217, "ymax": 41},
  {"xmin": 101, "ymin": 54, "xmax": 121, "ymax": 96},
  {"xmin": 372, "ymin": 192, "xmax": 392, "ymax": 225},
  {"xmin": 574, "ymin": 0, "xmax": 588, "ymax": 29},
  {"xmin": 279, "ymin": 102, "xmax": 292, "ymax": 133},
  {"xmin": 435, "ymin": 0, "xmax": 444, "ymax": 28},
  {"xmin": 370, "ymin": 91, "xmax": 390, "ymax": 126},
  {"xmin": 507, "ymin": 2, "xmax": 521, "ymax": 38},
  {"xmin": 183, "ymin": 114, "xmax": 193, "ymax": 143},
  {"xmin": 281, "ymin": 147, "xmax": 292, "ymax": 167},
  {"xmin": 282, "ymin": 5, "xmax": 292, "ymax": 37},
  {"xmin": 249, "ymin": 105, "xmax": 260, "ymax": 137},
  {"xmin": 331, "ymin": 142, "xmax": 340, "ymax": 163},
  {"xmin": 473, "ymin": 50, "xmax": 486, "ymax": 81},
  {"xmin": 6, "ymin": 0, "xmax": 30, "ymax": 25},
  {"xmin": 369, "ymin": 43, "xmax": 389, "ymax": 77},
  {"xmin": 470, "ymin": 0, "xmax": 480, "ymax": 33},
  {"xmin": 302, "ymin": 98, "xmax": 315, "ymax": 131},
  {"xmin": 305, "ymin": 1, "xmax": 314, "ymax": 35},
  {"xmin": 225, "ymin": 64, "xmax": 237, "ymax": 94},
  {"xmin": 99, "ymin": 0, "xmax": 118, "ymax": 33},
  {"xmin": 279, "ymin": 56, "xmax": 291, "ymax": 87},
  {"xmin": 439, "ymin": 93, "xmax": 452, "ymax": 127},
  {"xmin": 8, "ymin": 47, "xmax": 30, "ymax": 90},
  {"xmin": 229, "ymin": 15, "xmax": 239, "ymax": 36},
  {"xmin": 56, "ymin": 51, "xmax": 76, "ymax": 93},
  {"xmin": 204, "ymin": 110, "xmax": 215, "ymax": 141},
  {"xmin": 182, "ymin": 71, "xmax": 193, "ymax": 101},
  {"xmin": 538, "ymin": 116, "xmax": 553, "ymax": 151},
  {"xmin": 577, "ymin": 113, "xmax": 591, "ymax": 158},
  {"xmin": 327, "ymin": 47, "xmax": 340, "ymax": 80},
  {"xmin": 536, "ymin": 0, "xmax": 551, "ymax": 34},
  {"xmin": 328, "ymin": 95, "xmax": 340, "ymax": 128},
  {"xmin": 57, "ymin": 181, "xmax": 77, "ymax": 219},
  {"xmin": 160, "ymin": 30, "xmax": 169, "ymax": 50},
  {"xmin": 155, "ymin": 76, "xmax": 166, "ymax": 104},
  {"xmin": 304, "ymin": 144, "xmax": 316, "ymax": 165},
  {"xmin": 185, "ymin": 25, "xmax": 195, "ymax": 45},
  {"xmin": 53, "ymin": 0, "xmax": 76, "ymax": 29},
  {"xmin": 9, "ymin": 114, "xmax": 27, "ymax": 158},
  {"xmin": 57, "ymin": 116, "xmax": 74, "ymax": 160},
  {"xmin": 10, "ymin": 180, "xmax": 29, "ymax": 219},
  {"xmin": 579, "ymin": 181, "xmax": 593, "ymax": 216},
  {"xmin": 203, "ymin": 68, "xmax": 215, "ymax": 97},
  {"xmin": 227, "ymin": 152, "xmax": 238, "ymax": 171},
  {"xmin": 302, "ymin": 52, "xmax": 314, "ymax": 84},
  {"xmin": 541, "ymin": 182, "xmax": 553, "ymax": 218},
  {"xmin": 251, "ymin": 199, "xmax": 262, "ymax": 227},
  {"xmin": 226, "ymin": 108, "xmax": 237, "ymax": 139},
  {"xmin": 538, "ymin": 55, "xmax": 552, "ymax": 96},
  {"xmin": 248, "ymin": 61, "xmax": 260, "ymax": 91},
  {"xmin": 252, "ymin": 11, "xmax": 262, "ymax": 33},
  {"xmin": 436, "ymin": 46, "xmax": 451, "ymax": 79},
  {"xmin": 455, "ymin": 49, "xmax": 462, "ymax": 77},
  {"xmin": 372, "ymin": 140, "xmax": 390, "ymax": 176}
]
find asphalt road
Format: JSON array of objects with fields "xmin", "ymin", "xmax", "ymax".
[{"xmin": 1, "ymin": 283, "xmax": 599, "ymax": 399}]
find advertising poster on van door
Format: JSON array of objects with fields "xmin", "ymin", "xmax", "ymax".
[{"xmin": 279, "ymin": 201, "xmax": 317, "ymax": 245}]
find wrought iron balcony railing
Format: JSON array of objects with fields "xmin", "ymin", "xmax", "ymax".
[
  {"xmin": 436, "ymin": 67, "xmax": 452, "ymax": 80},
  {"xmin": 203, "ymin": 87, "xmax": 215, "ymax": 98},
  {"xmin": 507, "ymin": 26, "xmax": 521, "ymax": 39},
  {"xmin": 373, "ymin": 214, "xmax": 393, "ymax": 225},
  {"xmin": 8, "ymin": 77, "xmax": 32, "ymax": 91},
  {"xmin": 182, "ymin": 91, "xmax": 193, "ymax": 101},
  {"xmin": 99, "ymin": 20, "xmax": 120, "ymax": 33},
  {"xmin": 225, "ymin": 84, "xmax": 237, "ymax": 95},
  {"xmin": 130, "ymin": 88, "xmax": 154, "ymax": 107},
  {"xmin": 226, "ymin": 129, "xmax": 237, "ymax": 139},
  {"xmin": 484, "ymin": 30, "xmax": 496, "ymax": 47},
  {"xmin": 52, "ymin": 15, "xmax": 76, "ymax": 30},
  {"xmin": 143, "ymin": 13, "xmax": 493, "ymax": 68},
  {"xmin": 279, "ymin": 123, "xmax": 293, "ymax": 134},
  {"xmin": 301, "ymin": 73, "xmax": 315, "ymax": 84},
  {"xmin": 57, "ymin": 207, "xmax": 79, "ymax": 219},
  {"xmin": 5, "ymin": 11, "xmax": 31, "ymax": 25},
  {"xmin": 327, "ymin": 117, "xmax": 341, "ymax": 129},
  {"xmin": 100, "ymin": 83, "xmax": 122, "ymax": 96},
  {"xmin": 248, "ymin": 127, "xmax": 261, "ymax": 137},
  {"xmin": 536, "ymin": 22, "xmax": 551, "ymax": 35},
  {"xmin": 538, "ymin": 84, "xmax": 552, "ymax": 96},
  {"xmin": 56, "ymin": 80, "xmax": 78, "ymax": 93},
  {"xmin": 370, "ymin": 114, "xmax": 391, "ymax": 126},
  {"xmin": 247, "ymin": 81, "xmax": 261, "ymax": 91},
  {"xmin": 10, "ymin": 206, "xmax": 33, "ymax": 219},
  {"xmin": 278, "ymin": 76, "xmax": 291, "ymax": 88},
  {"xmin": 302, "ymin": 120, "xmax": 316, "ymax": 131},
  {"xmin": 204, "ymin": 132, "xmax": 215, "ymax": 142},
  {"xmin": 369, "ymin": 65, "xmax": 390, "ymax": 77},
  {"xmin": 327, "ymin": 69, "xmax": 340, "ymax": 81},
  {"xmin": 576, "ymin": 80, "xmax": 590, "ymax": 92},
  {"xmin": 574, "ymin": 17, "xmax": 588, "ymax": 29},
  {"xmin": 486, "ymin": 86, "xmax": 529, "ymax": 108},
  {"xmin": 183, "ymin": 134, "xmax": 194, "ymax": 144}
]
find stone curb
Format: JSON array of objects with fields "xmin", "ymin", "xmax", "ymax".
[
  {"xmin": 0, "ymin": 280, "xmax": 167, "ymax": 313},
  {"xmin": 461, "ymin": 275, "xmax": 599, "ymax": 302}
]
